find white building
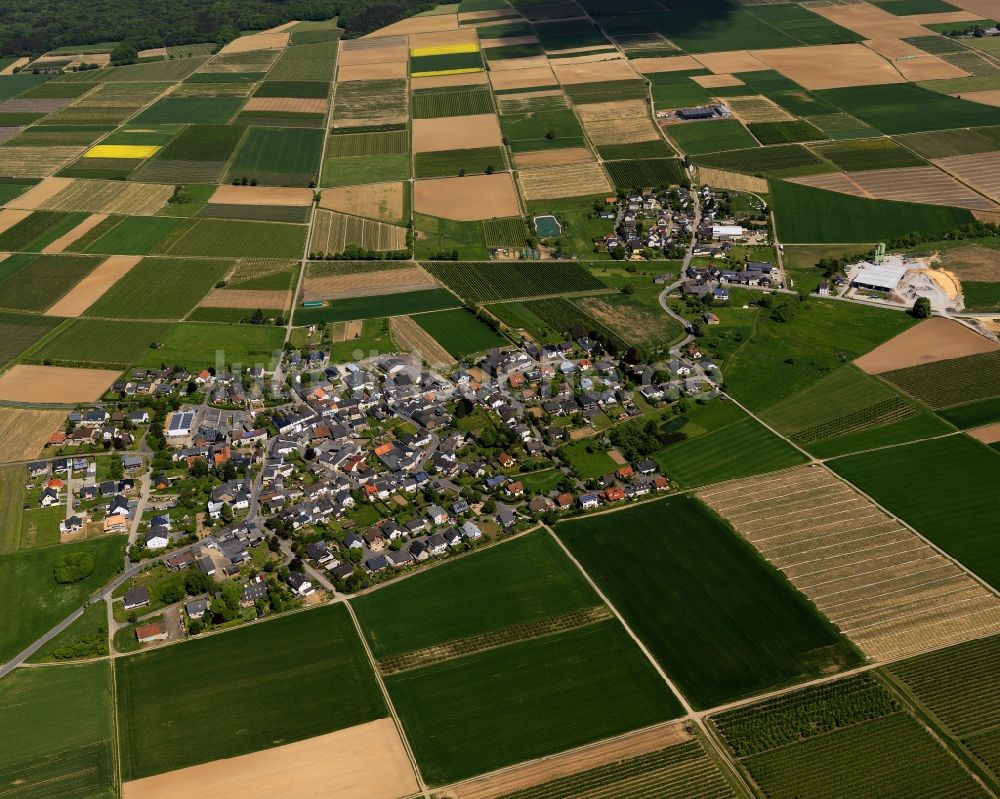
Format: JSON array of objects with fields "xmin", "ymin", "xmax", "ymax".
[
  {"xmin": 712, "ymin": 224, "xmax": 743, "ymax": 240},
  {"xmin": 851, "ymin": 261, "xmax": 908, "ymax": 293}
]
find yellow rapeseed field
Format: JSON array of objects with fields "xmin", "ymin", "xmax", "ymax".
[
  {"xmin": 410, "ymin": 42, "xmax": 479, "ymax": 57},
  {"xmin": 83, "ymin": 144, "xmax": 160, "ymax": 159}
]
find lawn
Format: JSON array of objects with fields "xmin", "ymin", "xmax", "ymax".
[
  {"xmin": 227, "ymin": 126, "xmax": 324, "ymax": 185},
  {"xmin": 414, "ymin": 307, "xmax": 506, "ymax": 356},
  {"xmin": 0, "ymin": 661, "xmax": 116, "ymax": 799},
  {"xmin": 0, "ymin": 535, "xmax": 125, "ymax": 662},
  {"xmin": 770, "ymin": 180, "xmax": 973, "ymax": 243},
  {"xmin": 117, "ymin": 604, "xmax": 387, "ymax": 780},
  {"xmin": 557, "ymin": 496, "xmax": 861, "ymax": 709},
  {"xmin": 328, "ymin": 316, "xmax": 395, "ymax": 361},
  {"xmin": 559, "ymin": 438, "xmax": 620, "ymax": 479},
  {"xmin": 667, "ymin": 120, "xmax": 759, "ymax": 155},
  {"xmin": 386, "ymin": 619, "xmax": 683, "ymax": 785},
  {"xmin": 84, "ymin": 257, "xmax": 230, "ymax": 320},
  {"xmin": 135, "ymin": 321, "xmax": 286, "ymax": 371},
  {"xmin": 353, "ymin": 530, "xmax": 600, "ymax": 660},
  {"xmin": 293, "ymin": 288, "xmax": 458, "ymax": 324},
  {"xmin": 829, "ymin": 435, "xmax": 1000, "ymax": 589}
]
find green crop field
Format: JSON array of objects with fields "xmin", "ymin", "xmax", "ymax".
[
  {"xmin": 938, "ymin": 396, "xmax": 1000, "ymax": 429},
  {"xmin": 668, "ymin": 120, "xmax": 759, "ymax": 155},
  {"xmin": 413, "ymin": 146, "xmax": 505, "ymax": 178},
  {"xmin": 605, "ymin": 158, "xmax": 686, "ymax": 190},
  {"xmin": 354, "ymin": 531, "xmax": 601, "ymax": 660},
  {"xmin": 651, "ymin": 8, "xmax": 797, "ymax": 52},
  {"xmin": 25, "ymin": 318, "xmax": 175, "ymax": 368},
  {"xmin": 697, "ymin": 143, "xmax": 833, "ymax": 177},
  {"xmin": 0, "ymin": 308, "xmax": 64, "ymax": 366},
  {"xmin": 0, "ymin": 661, "xmax": 116, "ymax": 799},
  {"xmin": 117, "ymin": 604, "xmax": 386, "ymax": 780},
  {"xmin": 326, "ymin": 128, "xmax": 408, "ymax": 157},
  {"xmin": 266, "ymin": 41, "xmax": 338, "ymax": 81},
  {"xmin": 0, "ymin": 210, "xmax": 74, "ymax": 252},
  {"xmin": 525, "ymin": 297, "xmax": 627, "ymax": 350},
  {"xmin": 84, "ymin": 257, "xmax": 230, "ymax": 319},
  {"xmin": 565, "ymin": 79, "xmax": 648, "ymax": 104},
  {"xmin": 412, "ymin": 86, "xmax": 493, "ymax": 118},
  {"xmin": 557, "ymin": 495, "xmax": 859, "ymax": 709},
  {"xmin": 769, "ymin": 180, "xmax": 973, "ymax": 243},
  {"xmin": 810, "ymin": 137, "xmax": 927, "ymax": 171},
  {"xmin": 83, "ymin": 215, "xmax": 183, "ymax": 255},
  {"xmin": 133, "ymin": 96, "xmax": 243, "ymax": 125},
  {"xmin": 0, "ymin": 536, "xmax": 125, "ymax": 662},
  {"xmin": 879, "ymin": 349, "xmax": 1000, "ymax": 408},
  {"xmin": 254, "ymin": 80, "xmax": 330, "ymax": 98},
  {"xmin": 135, "ymin": 321, "xmax": 286, "ymax": 370},
  {"xmin": 886, "ymin": 635, "xmax": 1000, "ymax": 778},
  {"xmin": 0, "ymin": 254, "xmax": 101, "ymax": 312},
  {"xmin": 819, "ymin": 84, "xmax": 1000, "ymax": 134},
  {"xmin": 748, "ymin": 3, "xmax": 862, "ymax": 44},
  {"xmin": 712, "ymin": 675, "xmax": 988, "ymax": 799},
  {"xmin": 227, "ymin": 126, "xmax": 324, "ymax": 185},
  {"xmin": 749, "ymin": 120, "xmax": 825, "ymax": 145},
  {"xmin": 152, "ymin": 218, "xmax": 307, "ymax": 258},
  {"xmin": 387, "ymin": 619, "xmax": 683, "ymax": 785},
  {"xmin": 0, "ymin": 465, "xmax": 24, "ymax": 553},
  {"xmin": 423, "ymin": 261, "xmax": 607, "ymax": 303},
  {"xmin": 293, "ymin": 288, "xmax": 458, "ymax": 324},
  {"xmin": 830, "ymin": 435, "xmax": 1000, "ymax": 588},
  {"xmin": 501, "ymin": 108, "xmax": 585, "ymax": 151},
  {"xmin": 482, "ymin": 216, "xmax": 526, "ymax": 248},
  {"xmin": 148, "ymin": 123, "xmax": 247, "ymax": 161},
  {"xmin": 895, "ymin": 126, "xmax": 1000, "ymax": 159},
  {"xmin": 414, "ymin": 307, "xmax": 507, "ymax": 356}
]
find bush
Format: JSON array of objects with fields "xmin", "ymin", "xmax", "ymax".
[{"xmin": 53, "ymin": 552, "xmax": 95, "ymax": 584}]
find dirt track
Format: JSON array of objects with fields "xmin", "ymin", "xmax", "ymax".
[{"xmin": 854, "ymin": 317, "xmax": 999, "ymax": 374}]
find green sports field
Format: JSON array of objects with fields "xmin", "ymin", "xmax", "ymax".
[
  {"xmin": 414, "ymin": 308, "xmax": 506, "ymax": 356},
  {"xmin": 557, "ymin": 496, "xmax": 861, "ymax": 709},
  {"xmin": 117, "ymin": 604, "xmax": 387, "ymax": 780}
]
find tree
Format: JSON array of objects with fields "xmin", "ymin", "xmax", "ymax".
[
  {"xmin": 110, "ymin": 42, "xmax": 138, "ymax": 64},
  {"xmin": 168, "ymin": 185, "xmax": 192, "ymax": 205},
  {"xmin": 184, "ymin": 570, "xmax": 212, "ymax": 595},
  {"xmin": 53, "ymin": 552, "xmax": 95, "ymax": 583},
  {"xmin": 911, "ymin": 296, "xmax": 932, "ymax": 318},
  {"xmin": 108, "ymin": 457, "xmax": 124, "ymax": 480},
  {"xmin": 158, "ymin": 582, "xmax": 185, "ymax": 604},
  {"xmin": 220, "ymin": 502, "xmax": 234, "ymax": 523}
]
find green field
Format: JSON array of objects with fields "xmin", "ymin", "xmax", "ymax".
[
  {"xmin": 0, "ymin": 465, "xmax": 25, "ymax": 553},
  {"xmin": 293, "ymin": 288, "xmax": 458, "ymax": 324},
  {"xmin": 895, "ymin": 126, "xmax": 1000, "ymax": 159},
  {"xmin": 148, "ymin": 123, "xmax": 247, "ymax": 161},
  {"xmin": 387, "ymin": 619, "xmax": 683, "ymax": 785},
  {"xmin": 117, "ymin": 604, "xmax": 386, "ymax": 780},
  {"xmin": 414, "ymin": 307, "xmax": 506, "ymax": 356},
  {"xmin": 830, "ymin": 435, "xmax": 1000, "ymax": 588},
  {"xmin": 84, "ymin": 257, "xmax": 229, "ymax": 319},
  {"xmin": 697, "ymin": 143, "xmax": 833, "ymax": 178},
  {"xmin": 266, "ymin": 41, "xmax": 338, "ymax": 81},
  {"xmin": 668, "ymin": 120, "xmax": 759, "ymax": 155},
  {"xmin": 413, "ymin": 146, "xmax": 506, "ymax": 178},
  {"xmin": 653, "ymin": 8, "xmax": 797, "ymax": 52},
  {"xmin": 769, "ymin": 180, "xmax": 973, "ymax": 243},
  {"xmin": 423, "ymin": 261, "xmax": 607, "ymax": 303},
  {"xmin": 254, "ymin": 80, "xmax": 330, "ymax": 99},
  {"xmin": 810, "ymin": 137, "xmax": 927, "ymax": 171},
  {"xmin": 559, "ymin": 438, "xmax": 620, "ymax": 479},
  {"xmin": 27, "ymin": 601, "xmax": 108, "ymax": 663},
  {"xmin": 605, "ymin": 158, "xmax": 686, "ymax": 190},
  {"xmin": 501, "ymin": 107, "xmax": 585, "ymax": 151},
  {"xmin": 0, "ymin": 536, "xmax": 125, "ymax": 662},
  {"xmin": 227, "ymin": 126, "xmax": 324, "ymax": 185},
  {"xmin": 0, "ymin": 661, "xmax": 116, "ymax": 799},
  {"xmin": 152, "ymin": 218, "xmax": 307, "ymax": 258},
  {"xmin": 135, "ymin": 321, "xmax": 286, "ymax": 370},
  {"xmin": 412, "ymin": 86, "xmax": 494, "ymax": 118},
  {"xmin": 322, "ymin": 153, "xmax": 411, "ymax": 186},
  {"xmin": 133, "ymin": 96, "xmax": 243, "ymax": 125},
  {"xmin": 354, "ymin": 531, "xmax": 601, "ymax": 660},
  {"xmin": 84, "ymin": 216, "xmax": 183, "ymax": 255},
  {"xmin": 749, "ymin": 120, "xmax": 825, "ymax": 145},
  {"xmin": 0, "ymin": 309, "xmax": 64, "ymax": 366},
  {"xmin": 0, "ymin": 256, "xmax": 103, "ymax": 313},
  {"xmin": 938, "ymin": 396, "xmax": 1000, "ymax": 429},
  {"xmin": 25, "ymin": 318, "xmax": 175, "ymax": 368},
  {"xmin": 557, "ymin": 496, "xmax": 860, "ymax": 709},
  {"xmin": 879, "ymin": 349, "xmax": 1000, "ymax": 408}
]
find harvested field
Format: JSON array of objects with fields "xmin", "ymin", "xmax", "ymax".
[
  {"xmin": 412, "ymin": 113, "xmax": 502, "ymax": 153},
  {"xmin": 693, "ymin": 50, "xmax": 769, "ymax": 74},
  {"xmin": 630, "ymin": 55, "xmax": 703, "ymax": 74},
  {"xmin": 0, "ymin": 207, "xmax": 30, "ymax": 233},
  {"xmin": 6, "ymin": 176, "xmax": 74, "ymax": 209},
  {"xmin": 364, "ymin": 14, "xmax": 458, "ymax": 38},
  {"xmin": 33, "ymin": 179, "xmax": 174, "ymax": 215},
  {"xmin": 304, "ymin": 264, "xmax": 437, "ymax": 301},
  {"xmin": 320, "ymin": 182, "xmax": 404, "ymax": 221},
  {"xmin": 805, "ymin": 2, "xmax": 931, "ymax": 39},
  {"xmin": 693, "ymin": 73, "xmax": 745, "ymax": 88},
  {"xmin": 209, "ymin": 185, "xmax": 313, "ymax": 206},
  {"xmin": 489, "ymin": 55, "xmax": 550, "ymax": 72},
  {"xmin": 411, "ymin": 71, "xmax": 488, "ymax": 89},
  {"xmin": 0, "ymin": 407, "xmax": 67, "ymax": 461},
  {"xmin": 389, "ymin": 314, "xmax": 454, "ymax": 367},
  {"xmin": 123, "ymin": 719, "xmax": 416, "ymax": 799},
  {"xmin": 550, "ymin": 59, "xmax": 639, "ymax": 84},
  {"xmin": 310, "ymin": 209, "xmax": 407, "ymax": 254},
  {"xmin": 413, "ymin": 173, "xmax": 520, "ymax": 220},
  {"xmin": 218, "ymin": 31, "xmax": 289, "ymax": 53},
  {"xmin": 726, "ymin": 94, "xmax": 794, "ymax": 123},
  {"xmin": 697, "ymin": 166, "xmax": 768, "ymax": 193},
  {"xmin": 42, "ymin": 213, "xmax": 107, "ymax": 254},
  {"xmin": 243, "ymin": 96, "xmax": 328, "ymax": 113},
  {"xmin": 962, "ymin": 89, "xmax": 1000, "ymax": 107},
  {"xmin": 0, "ymin": 146, "xmax": 85, "ymax": 177},
  {"xmin": 514, "ymin": 147, "xmax": 593, "ymax": 167},
  {"xmin": 968, "ymin": 422, "xmax": 1000, "ymax": 444},
  {"xmin": 200, "ymin": 288, "xmax": 291, "ymax": 309},
  {"xmin": 752, "ymin": 44, "xmax": 906, "ymax": 89},
  {"xmin": 864, "ymin": 37, "xmax": 969, "ymax": 81},
  {"xmin": 409, "ymin": 29, "xmax": 478, "ymax": 50},
  {"xmin": 0, "ymin": 364, "xmax": 119, "ymax": 403},
  {"xmin": 699, "ymin": 465, "xmax": 1000, "ymax": 662},
  {"xmin": 489, "ymin": 64, "xmax": 558, "ymax": 91},
  {"xmin": 441, "ymin": 722, "xmax": 691, "ymax": 799},
  {"xmin": 339, "ymin": 36, "xmax": 408, "ymax": 64},
  {"xmin": 44, "ymin": 254, "xmax": 140, "ymax": 316},
  {"xmin": 855, "ymin": 316, "xmax": 998, "ymax": 373},
  {"xmin": 517, "ymin": 162, "xmax": 611, "ymax": 200},
  {"xmin": 941, "ymin": 244, "xmax": 1000, "ymax": 281},
  {"xmin": 576, "ymin": 99, "xmax": 659, "ymax": 144},
  {"xmin": 794, "ymin": 165, "xmax": 996, "ymax": 210},
  {"xmin": 575, "ymin": 295, "xmax": 672, "ymax": 345},
  {"xmin": 338, "ymin": 61, "xmax": 408, "ymax": 81},
  {"xmin": 331, "ymin": 79, "xmax": 408, "ymax": 128}
]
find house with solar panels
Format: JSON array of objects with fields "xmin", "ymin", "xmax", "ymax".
[{"xmin": 166, "ymin": 410, "xmax": 195, "ymax": 439}]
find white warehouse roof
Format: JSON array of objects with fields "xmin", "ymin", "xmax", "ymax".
[
  {"xmin": 852, "ymin": 262, "xmax": 908, "ymax": 292},
  {"xmin": 712, "ymin": 225, "xmax": 743, "ymax": 237}
]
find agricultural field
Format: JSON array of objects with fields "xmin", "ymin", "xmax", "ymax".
[
  {"xmin": 0, "ymin": 253, "xmax": 102, "ymax": 312},
  {"xmin": 0, "ymin": 308, "xmax": 64, "ymax": 365},
  {"xmin": 667, "ymin": 120, "xmax": 759, "ymax": 156},
  {"xmin": 810, "ymin": 137, "xmax": 927, "ymax": 171},
  {"xmin": 135, "ymin": 321, "xmax": 286, "ymax": 370},
  {"xmin": 310, "ymin": 209, "xmax": 407, "ymax": 254},
  {"xmin": 117, "ymin": 604, "xmax": 386, "ymax": 780},
  {"xmin": 414, "ymin": 307, "xmax": 506, "ymax": 356},
  {"xmin": 83, "ymin": 256, "xmax": 229, "ymax": 319},
  {"xmin": 604, "ymin": 158, "xmax": 685, "ymax": 191},
  {"xmin": 294, "ymin": 288, "xmax": 458, "ymax": 324},
  {"xmin": 412, "ymin": 86, "xmax": 493, "ymax": 118},
  {"xmin": 25, "ymin": 318, "xmax": 176, "ymax": 368},
  {"xmin": 227, "ymin": 126, "xmax": 323, "ymax": 185},
  {"xmin": 0, "ymin": 465, "xmax": 25, "ymax": 553},
  {"xmin": 152, "ymin": 218, "xmax": 307, "ymax": 258},
  {"xmin": 697, "ymin": 143, "xmax": 832, "ymax": 178},
  {"xmin": 879, "ymin": 350, "xmax": 1000, "ymax": 409},
  {"xmin": 423, "ymin": 261, "xmax": 607, "ymax": 303},
  {"xmin": 558, "ymin": 495, "xmax": 859, "ymax": 709},
  {"xmin": 712, "ymin": 675, "xmax": 989, "ymax": 799}
]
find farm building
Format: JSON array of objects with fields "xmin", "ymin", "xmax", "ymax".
[
  {"xmin": 166, "ymin": 411, "xmax": 194, "ymax": 439},
  {"xmin": 851, "ymin": 261, "xmax": 908, "ymax": 293},
  {"xmin": 712, "ymin": 225, "xmax": 743, "ymax": 240},
  {"xmin": 677, "ymin": 107, "xmax": 715, "ymax": 120}
]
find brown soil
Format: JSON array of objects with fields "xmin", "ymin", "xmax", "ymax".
[
  {"xmin": 630, "ymin": 55, "xmax": 702, "ymax": 74},
  {"xmin": 42, "ymin": 212, "xmax": 108, "ymax": 254},
  {"xmin": 895, "ymin": 55, "xmax": 968, "ymax": 81},
  {"xmin": 320, "ymin": 182, "xmax": 404, "ymax": 221},
  {"xmin": 338, "ymin": 42, "xmax": 409, "ymax": 66},
  {"xmin": 337, "ymin": 61, "xmax": 408, "ymax": 81},
  {"xmin": 0, "ymin": 147, "xmax": 84, "ymax": 177},
  {"xmin": 200, "ymin": 288, "xmax": 291, "ymax": 309},
  {"xmin": 304, "ymin": 267, "xmax": 437, "ymax": 301},
  {"xmin": 412, "ymin": 113, "xmax": 502, "ymax": 153},
  {"xmin": 936, "ymin": 153, "xmax": 1000, "ymax": 203},
  {"xmin": 409, "ymin": 28, "xmax": 478, "ymax": 49},
  {"xmin": 44, "ymin": 253, "xmax": 137, "ymax": 316},
  {"xmin": 414, "ymin": 173, "xmax": 521, "ymax": 220},
  {"xmin": 0, "ymin": 208, "xmax": 32, "ymax": 233},
  {"xmin": 412, "ymin": 71, "xmax": 488, "ymax": 89},
  {"xmin": 210, "ymin": 185, "xmax": 313, "ymax": 206},
  {"xmin": 961, "ymin": 89, "xmax": 1000, "ymax": 108},
  {"xmin": 218, "ymin": 31, "xmax": 288, "ymax": 53},
  {"xmin": 847, "ymin": 166, "xmax": 995, "ymax": 210},
  {"xmin": 693, "ymin": 73, "xmax": 744, "ymax": 88},
  {"xmin": 790, "ymin": 171, "xmax": 869, "ymax": 197},
  {"xmin": 949, "ymin": 0, "xmax": 1000, "ymax": 16},
  {"xmin": 138, "ymin": 47, "xmax": 168, "ymax": 59},
  {"xmin": 480, "ymin": 36, "xmax": 539, "ymax": 48},
  {"xmin": 243, "ymin": 96, "xmax": 328, "ymax": 113},
  {"xmin": 727, "ymin": 94, "xmax": 794, "ymax": 123},
  {"xmin": 803, "ymin": 2, "xmax": 930, "ymax": 39},
  {"xmin": 855, "ymin": 317, "xmax": 999, "ymax": 374},
  {"xmin": 123, "ymin": 719, "xmax": 419, "ymax": 799},
  {"xmin": 459, "ymin": 8, "xmax": 521, "ymax": 20},
  {"xmin": 968, "ymin": 422, "xmax": 1000, "ymax": 444},
  {"xmin": 0, "ymin": 408, "xmax": 68, "ymax": 461},
  {"xmin": 488, "ymin": 55, "xmax": 550, "ymax": 72},
  {"xmin": 440, "ymin": 722, "xmax": 690, "ymax": 799},
  {"xmin": 752, "ymin": 44, "xmax": 906, "ymax": 89},
  {"xmin": 551, "ymin": 58, "xmax": 639, "ymax": 84},
  {"xmin": 607, "ymin": 448, "xmax": 626, "ymax": 465},
  {"xmin": 331, "ymin": 319, "xmax": 364, "ymax": 342},
  {"xmin": 549, "ymin": 51, "xmax": 625, "ymax": 64},
  {"xmin": 864, "ymin": 38, "xmax": 927, "ymax": 60},
  {"xmin": 489, "ymin": 64, "xmax": 558, "ymax": 90},
  {"xmin": 363, "ymin": 14, "xmax": 457, "ymax": 38},
  {"xmin": 514, "ymin": 147, "xmax": 594, "ymax": 167},
  {"xmin": 389, "ymin": 315, "xmax": 454, "ymax": 368},
  {"xmin": 517, "ymin": 162, "xmax": 612, "ymax": 200},
  {"xmin": 41, "ymin": 180, "xmax": 174, "ymax": 216},
  {"xmin": 0, "ymin": 365, "xmax": 121, "ymax": 403},
  {"xmin": 940, "ymin": 244, "xmax": 1000, "ymax": 281},
  {"xmin": 8, "ymin": 176, "xmax": 74, "ymax": 209},
  {"xmin": 694, "ymin": 50, "xmax": 769, "ymax": 74},
  {"xmin": 577, "ymin": 99, "xmax": 660, "ymax": 144}
]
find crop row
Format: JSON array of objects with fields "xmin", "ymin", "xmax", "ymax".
[
  {"xmin": 789, "ymin": 396, "xmax": 916, "ymax": 444},
  {"xmin": 526, "ymin": 297, "xmax": 627, "ymax": 350},
  {"xmin": 880, "ymin": 350, "xmax": 1000, "ymax": 408},
  {"xmin": 423, "ymin": 261, "xmax": 607, "ymax": 303}
]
